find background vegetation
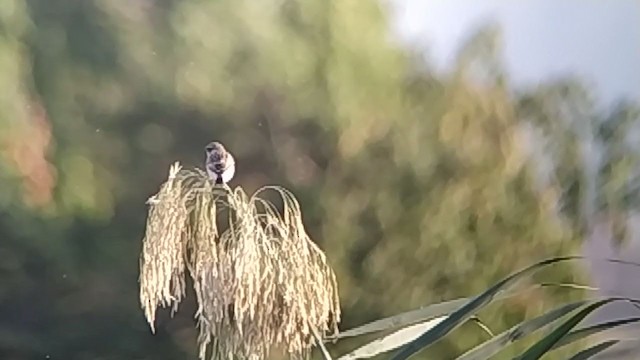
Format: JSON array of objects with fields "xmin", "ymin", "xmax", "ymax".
[{"xmin": 1, "ymin": 0, "xmax": 638, "ymax": 359}]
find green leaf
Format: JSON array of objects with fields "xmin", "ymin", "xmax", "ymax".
[
  {"xmin": 328, "ymin": 297, "xmax": 470, "ymax": 340},
  {"xmin": 455, "ymin": 301, "xmax": 587, "ymax": 360},
  {"xmin": 551, "ymin": 316, "xmax": 640, "ymax": 351},
  {"xmin": 330, "ymin": 281, "xmax": 592, "ymax": 343},
  {"xmin": 390, "ymin": 256, "xmax": 581, "ymax": 360},
  {"xmin": 336, "ymin": 316, "xmax": 447, "ymax": 360},
  {"xmin": 566, "ymin": 340, "xmax": 618, "ymax": 360},
  {"xmin": 585, "ymin": 339, "xmax": 640, "ymax": 358},
  {"xmin": 514, "ymin": 298, "xmax": 637, "ymax": 360}
]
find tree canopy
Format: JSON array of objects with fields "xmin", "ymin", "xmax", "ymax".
[{"xmin": 0, "ymin": 0, "xmax": 638, "ymax": 358}]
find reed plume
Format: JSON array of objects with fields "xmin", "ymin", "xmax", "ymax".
[{"xmin": 139, "ymin": 162, "xmax": 340, "ymax": 360}]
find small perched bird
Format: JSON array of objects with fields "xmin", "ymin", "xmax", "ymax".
[{"xmin": 205, "ymin": 141, "xmax": 235, "ymax": 185}]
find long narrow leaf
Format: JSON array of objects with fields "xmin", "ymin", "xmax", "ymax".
[
  {"xmin": 551, "ymin": 316, "xmax": 640, "ymax": 351},
  {"xmin": 336, "ymin": 317, "xmax": 447, "ymax": 360},
  {"xmin": 456, "ymin": 301, "xmax": 587, "ymax": 360},
  {"xmin": 515, "ymin": 298, "xmax": 623, "ymax": 360},
  {"xmin": 328, "ymin": 298, "xmax": 469, "ymax": 340},
  {"xmin": 586, "ymin": 339, "xmax": 640, "ymax": 359},
  {"xmin": 331, "ymin": 281, "xmax": 594, "ymax": 342},
  {"xmin": 390, "ymin": 256, "xmax": 581, "ymax": 360},
  {"xmin": 566, "ymin": 340, "xmax": 618, "ymax": 360}
]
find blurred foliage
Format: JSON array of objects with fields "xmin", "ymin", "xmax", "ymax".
[{"xmin": 0, "ymin": 0, "xmax": 638, "ymax": 359}]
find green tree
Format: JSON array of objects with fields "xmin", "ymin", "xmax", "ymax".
[{"xmin": 0, "ymin": 0, "xmax": 637, "ymax": 358}]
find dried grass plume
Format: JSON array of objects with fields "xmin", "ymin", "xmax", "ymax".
[{"xmin": 139, "ymin": 162, "xmax": 341, "ymax": 360}]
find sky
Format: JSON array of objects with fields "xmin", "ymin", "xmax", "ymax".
[{"xmin": 389, "ymin": 0, "xmax": 640, "ymax": 106}]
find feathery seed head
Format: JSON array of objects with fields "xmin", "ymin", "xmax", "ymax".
[{"xmin": 139, "ymin": 162, "xmax": 340, "ymax": 360}]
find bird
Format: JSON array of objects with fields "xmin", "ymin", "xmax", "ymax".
[{"xmin": 205, "ymin": 141, "xmax": 235, "ymax": 185}]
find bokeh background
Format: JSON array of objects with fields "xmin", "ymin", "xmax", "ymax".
[{"xmin": 1, "ymin": 0, "xmax": 639, "ymax": 359}]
